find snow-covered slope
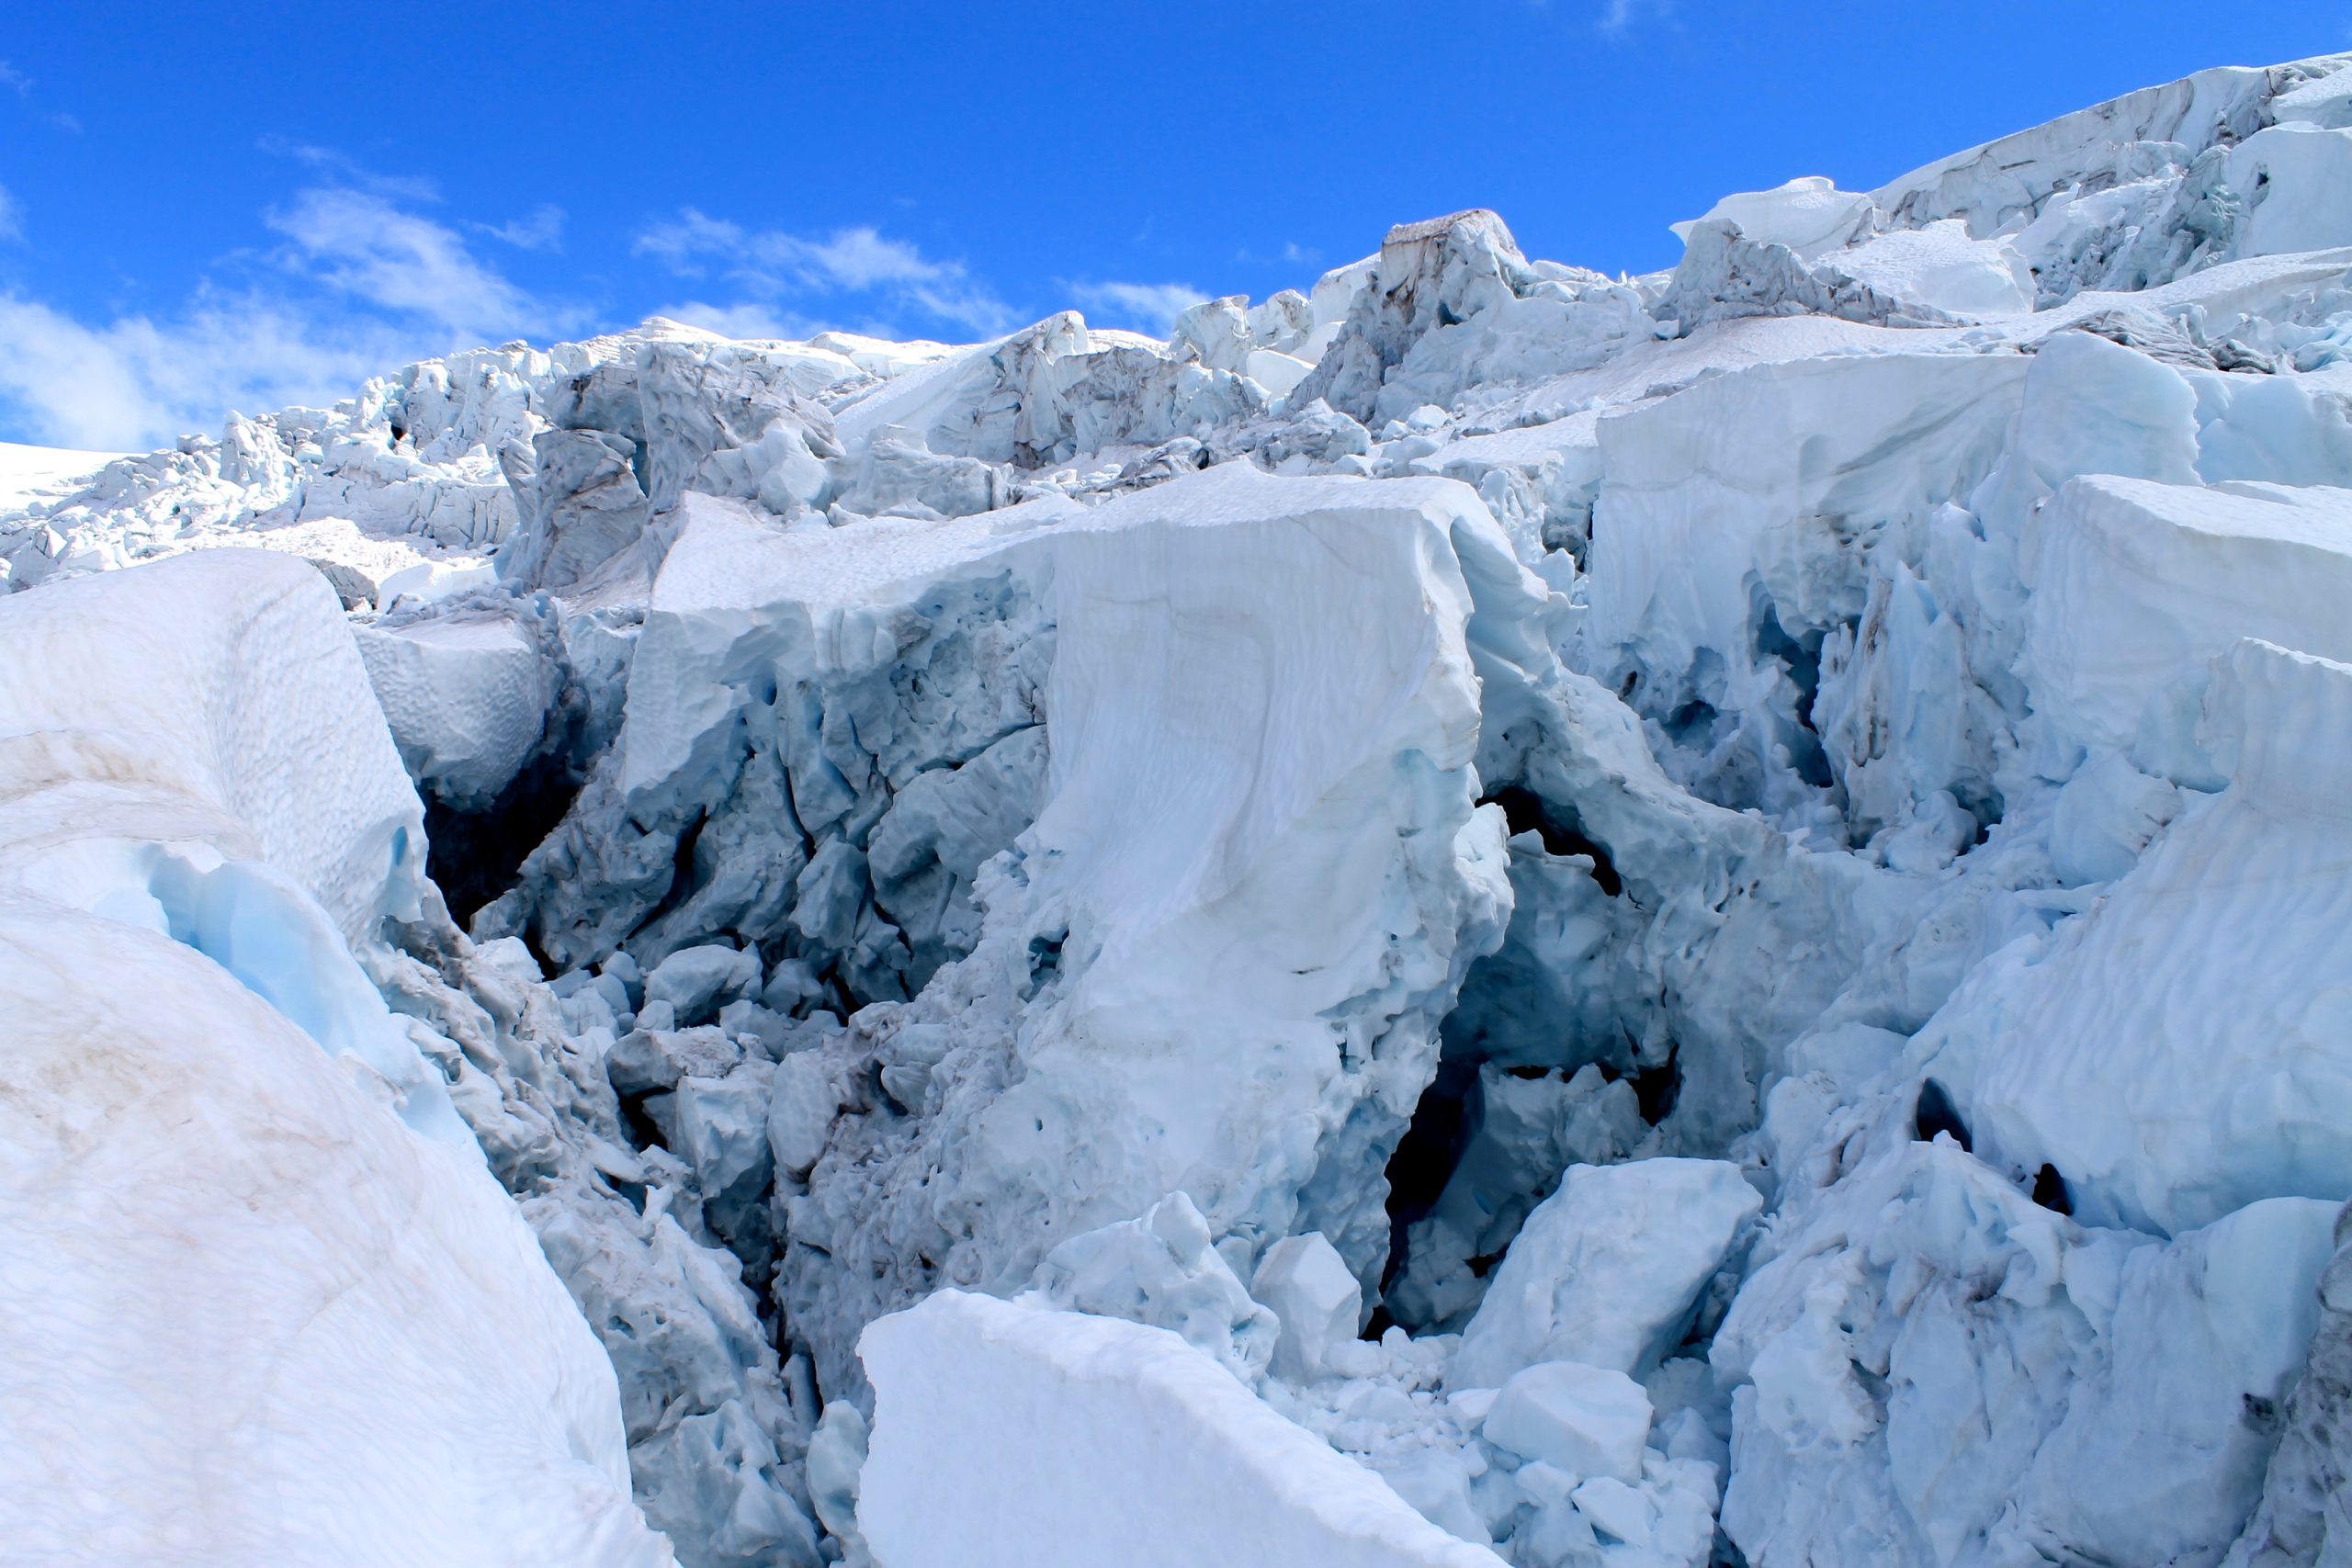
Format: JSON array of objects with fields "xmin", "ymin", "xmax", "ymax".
[{"xmin": 9, "ymin": 48, "xmax": 2352, "ymax": 1568}]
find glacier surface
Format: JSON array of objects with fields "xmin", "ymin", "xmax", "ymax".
[{"xmin": 8, "ymin": 46, "xmax": 2352, "ymax": 1568}]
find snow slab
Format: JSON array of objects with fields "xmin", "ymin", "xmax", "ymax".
[{"xmin": 857, "ymin": 1290, "xmax": 1505, "ymax": 1568}]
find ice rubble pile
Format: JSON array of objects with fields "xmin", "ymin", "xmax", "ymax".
[{"xmin": 10, "ymin": 47, "xmax": 2352, "ymax": 1568}]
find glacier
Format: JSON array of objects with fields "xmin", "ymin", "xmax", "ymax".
[{"xmin": 6, "ymin": 47, "xmax": 2352, "ymax": 1568}]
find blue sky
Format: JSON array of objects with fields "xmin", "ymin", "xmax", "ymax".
[{"xmin": 0, "ymin": 2, "xmax": 2346, "ymax": 448}]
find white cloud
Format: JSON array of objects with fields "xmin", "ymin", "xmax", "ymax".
[
  {"xmin": 636, "ymin": 210, "xmax": 1019, "ymax": 339},
  {"xmin": 0, "ymin": 181, "xmax": 577, "ymax": 450},
  {"xmin": 646, "ymin": 299, "xmax": 815, "ymax": 342},
  {"xmin": 266, "ymin": 186, "xmax": 571, "ymax": 345},
  {"xmin": 1596, "ymin": 0, "xmax": 1668, "ymax": 32},
  {"xmin": 1065, "ymin": 279, "xmax": 1211, "ymax": 334},
  {"xmin": 480, "ymin": 203, "xmax": 565, "ymax": 252},
  {"xmin": 0, "ymin": 288, "xmax": 416, "ymax": 450}
]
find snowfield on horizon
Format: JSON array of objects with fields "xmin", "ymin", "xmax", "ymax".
[{"xmin": 9, "ymin": 48, "xmax": 2352, "ymax": 1568}]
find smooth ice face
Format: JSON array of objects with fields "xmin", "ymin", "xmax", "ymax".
[
  {"xmin": 2020, "ymin": 476, "xmax": 2352, "ymax": 767},
  {"xmin": 0, "ymin": 548, "xmax": 428, "ymax": 943},
  {"xmin": 857, "ymin": 1291, "xmax": 1507, "ymax": 1568},
  {"xmin": 354, "ymin": 606, "xmax": 556, "ymax": 812}
]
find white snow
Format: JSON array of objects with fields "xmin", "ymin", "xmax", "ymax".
[
  {"xmin": 0, "ymin": 547, "xmax": 670, "ymax": 1563},
  {"xmin": 0, "ymin": 438, "xmax": 127, "ymax": 506}
]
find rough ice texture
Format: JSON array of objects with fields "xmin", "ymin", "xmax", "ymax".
[{"xmin": 9, "ymin": 46, "xmax": 2352, "ymax": 1568}]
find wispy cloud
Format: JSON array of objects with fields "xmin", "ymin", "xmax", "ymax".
[
  {"xmin": 1236, "ymin": 240, "xmax": 1324, "ymax": 272},
  {"xmin": 478, "ymin": 203, "xmax": 565, "ymax": 252},
  {"xmin": 635, "ymin": 210, "xmax": 1019, "ymax": 339},
  {"xmin": 0, "ymin": 56, "xmax": 81, "ymax": 131},
  {"xmin": 256, "ymin": 137, "xmax": 440, "ymax": 202},
  {"xmin": 266, "ymin": 186, "xmax": 577, "ymax": 345},
  {"xmin": 1064, "ymin": 279, "xmax": 1210, "ymax": 335},
  {"xmin": 0, "ymin": 175, "xmax": 577, "ymax": 449},
  {"xmin": 0, "ymin": 289, "xmax": 420, "ymax": 451},
  {"xmin": 647, "ymin": 299, "xmax": 814, "ymax": 342},
  {"xmin": 1596, "ymin": 0, "xmax": 1669, "ymax": 32}
]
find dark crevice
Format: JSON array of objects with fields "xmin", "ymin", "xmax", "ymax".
[
  {"xmin": 1378, "ymin": 1051, "xmax": 1482, "ymax": 1295},
  {"xmin": 2032, "ymin": 1162, "xmax": 2073, "ymax": 1214},
  {"xmin": 618, "ymin": 1091, "xmax": 669, "ymax": 1154},
  {"xmin": 424, "ymin": 744, "xmax": 587, "ymax": 927},
  {"xmin": 1631, "ymin": 1047, "xmax": 1682, "ymax": 1125},
  {"xmin": 1480, "ymin": 784, "xmax": 1623, "ymax": 896},
  {"xmin": 634, "ymin": 810, "xmax": 709, "ymax": 935},
  {"xmin": 1755, "ymin": 599, "xmax": 1834, "ymax": 788},
  {"xmin": 1914, "ymin": 1078, "xmax": 1972, "ymax": 1151}
]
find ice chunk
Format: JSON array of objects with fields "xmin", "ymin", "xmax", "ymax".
[
  {"xmin": 780, "ymin": 466, "xmax": 1525, "ymax": 1399},
  {"xmin": 1025, "ymin": 1193, "xmax": 1280, "ymax": 1382},
  {"xmin": 1717, "ymin": 1134, "xmax": 2336, "ymax": 1568},
  {"xmin": 1481, "ymin": 1360, "xmax": 1654, "ymax": 1484},
  {"xmin": 643, "ymin": 942, "xmax": 763, "ymax": 1027},
  {"xmin": 1252, "ymin": 1232, "xmax": 1365, "ymax": 1383},
  {"xmin": 1670, "ymin": 177, "xmax": 1874, "ymax": 261},
  {"xmin": 857, "ymin": 1290, "xmax": 1506, "ymax": 1567},
  {"xmin": 2047, "ymin": 751, "xmax": 2182, "ymax": 886},
  {"xmin": 1453, "ymin": 1159, "xmax": 1759, "ymax": 1390},
  {"xmin": 1830, "ymin": 220, "xmax": 2034, "ymax": 317},
  {"xmin": 354, "ymin": 607, "xmax": 555, "ymax": 811}
]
